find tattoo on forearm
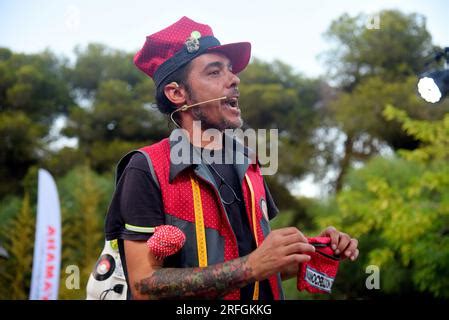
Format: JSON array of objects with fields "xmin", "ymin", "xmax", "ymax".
[{"xmin": 134, "ymin": 256, "xmax": 254, "ymax": 299}]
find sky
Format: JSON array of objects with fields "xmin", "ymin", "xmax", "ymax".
[
  {"xmin": 1, "ymin": 0, "xmax": 448, "ymax": 77},
  {"xmin": 1, "ymin": 0, "xmax": 448, "ymax": 197}
]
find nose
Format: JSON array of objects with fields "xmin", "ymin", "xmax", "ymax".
[{"xmin": 227, "ymin": 70, "xmax": 240, "ymax": 88}]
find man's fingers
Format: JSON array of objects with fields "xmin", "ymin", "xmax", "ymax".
[
  {"xmin": 273, "ymin": 227, "xmax": 308, "ymax": 244},
  {"xmin": 281, "ymin": 232, "xmax": 308, "ymax": 246},
  {"xmin": 276, "ymin": 227, "xmax": 300, "ymax": 236},
  {"xmin": 321, "ymin": 226, "xmax": 339, "ymax": 250},
  {"xmin": 285, "ymin": 253, "xmax": 311, "ymax": 265},
  {"xmin": 336, "ymin": 233, "xmax": 351, "ymax": 255},
  {"xmin": 276, "ymin": 227, "xmax": 308, "ymax": 242},
  {"xmin": 283, "ymin": 242, "xmax": 315, "ymax": 256},
  {"xmin": 342, "ymin": 238, "xmax": 359, "ymax": 258},
  {"xmin": 350, "ymin": 249, "xmax": 360, "ymax": 261}
]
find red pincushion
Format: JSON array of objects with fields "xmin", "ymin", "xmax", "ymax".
[
  {"xmin": 146, "ymin": 225, "xmax": 186, "ymax": 259},
  {"xmin": 297, "ymin": 237, "xmax": 340, "ymax": 294}
]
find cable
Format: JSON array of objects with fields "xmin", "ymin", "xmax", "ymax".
[
  {"xmin": 99, "ymin": 284, "xmax": 124, "ymax": 300},
  {"xmin": 100, "ymin": 288, "xmax": 112, "ymax": 300},
  {"xmin": 169, "ymin": 96, "xmax": 227, "ymax": 128}
]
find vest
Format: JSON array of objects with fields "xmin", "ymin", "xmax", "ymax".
[{"xmin": 132, "ymin": 137, "xmax": 284, "ymax": 300}]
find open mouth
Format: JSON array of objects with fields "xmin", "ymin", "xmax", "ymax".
[{"xmin": 223, "ymin": 96, "xmax": 239, "ymax": 111}]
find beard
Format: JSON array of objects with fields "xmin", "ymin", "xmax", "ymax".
[
  {"xmin": 187, "ymin": 89, "xmax": 243, "ymax": 131},
  {"xmin": 191, "ymin": 106, "xmax": 243, "ymax": 131}
]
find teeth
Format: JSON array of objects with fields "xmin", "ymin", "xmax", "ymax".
[{"xmin": 225, "ymin": 97, "xmax": 238, "ymax": 108}]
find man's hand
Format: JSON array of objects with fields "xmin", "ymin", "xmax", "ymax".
[
  {"xmin": 247, "ymin": 227, "xmax": 316, "ymax": 281},
  {"xmin": 319, "ymin": 226, "xmax": 359, "ymax": 261}
]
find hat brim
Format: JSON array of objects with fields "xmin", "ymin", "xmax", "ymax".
[{"xmin": 207, "ymin": 42, "xmax": 251, "ymax": 74}]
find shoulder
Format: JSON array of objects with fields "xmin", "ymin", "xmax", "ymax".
[
  {"xmin": 116, "ymin": 149, "xmax": 160, "ymax": 188},
  {"xmin": 127, "ymin": 152, "xmax": 150, "ymax": 172}
]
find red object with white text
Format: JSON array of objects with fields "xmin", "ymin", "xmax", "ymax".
[
  {"xmin": 297, "ymin": 237, "xmax": 340, "ymax": 294},
  {"xmin": 146, "ymin": 225, "xmax": 186, "ymax": 259}
]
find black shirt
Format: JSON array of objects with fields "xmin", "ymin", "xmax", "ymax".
[{"xmin": 105, "ymin": 151, "xmax": 279, "ymax": 300}]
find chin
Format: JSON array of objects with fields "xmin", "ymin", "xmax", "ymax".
[{"xmin": 224, "ymin": 117, "xmax": 243, "ymax": 130}]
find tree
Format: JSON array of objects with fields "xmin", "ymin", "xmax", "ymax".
[
  {"xmin": 0, "ymin": 48, "xmax": 73, "ymax": 125},
  {"xmin": 323, "ymin": 10, "xmax": 434, "ymax": 90},
  {"xmin": 64, "ymin": 78, "xmax": 169, "ymax": 172},
  {"xmin": 68, "ymin": 43, "xmax": 145, "ymax": 98},
  {"xmin": 239, "ymin": 58, "xmax": 322, "ymax": 181},
  {"xmin": 238, "ymin": 59, "xmax": 322, "ymax": 221},
  {"xmin": 64, "ymin": 45, "xmax": 170, "ymax": 172},
  {"xmin": 0, "ymin": 112, "xmax": 44, "ymax": 197},
  {"xmin": 318, "ymin": 10, "xmax": 449, "ymax": 192},
  {"xmin": 0, "ymin": 193, "xmax": 35, "ymax": 299},
  {"xmin": 0, "ymin": 48, "xmax": 74, "ymax": 198},
  {"xmin": 58, "ymin": 166, "xmax": 113, "ymax": 299},
  {"xmin": 311, "ymin": 105, "xmax": 449, "ymax": 298}
]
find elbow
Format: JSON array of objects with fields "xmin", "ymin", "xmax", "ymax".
[
  {"xmin": 130, "ymin": 273, "xmax": 158, "ymax": 300},
  {"xmin": 130, "ymin": 280, "xmax": 150, "ymax": 300},
  {"xmin": 131, "ymin": 292, "xmax": 148, "ymax": 300}
]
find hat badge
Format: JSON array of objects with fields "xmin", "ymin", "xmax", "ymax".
[{"xmin": 185, "ymin": 31, "xmax": 201, "ymax": 53}]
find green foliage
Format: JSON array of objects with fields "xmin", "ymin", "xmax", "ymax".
[
  {"xmin": 64, "ymin": 50, "xmax": 170, "ymax": 172},
  {"xmin": 277, "ymin": 104, "xmax": 449, "ymax": 299},
  {"xmin": 323, "ymin": 10, "xmax": 433, "ymax": 89},
  {"xmin": 66, "ymin": 78, "xmax": 167, "ymax": 145},
  {"xmin": 0, "ymin": 193, "xmax": 35, "ymax": 299},
  {"xmin": 330, "ymin": 77, "xmax": 448, "ymax": 149},
  {"xmin": 0, "ymin": 196, "xmax": 22, "ymax": 243},
  {"xmin": 240, "ymin": 59, "xmax": 321, "ymax": 140},
  {"xmin": 58, "ymin": 166, "xmax": 113, "ymax": 299},
  {"xmin": 240, "ymin": 59, "xmax": 321, "ymax": 181},
  {"xmin": 88, "ymin": 139, "xmax": 148, "ymax": 173},
  {"xmin": 69, "ymin": 43, "xmax": 147, "ymax": 97},
  {"xmin": 0, "ymin": 48, "xmax": 74, "ymax": 199},
  {"xmin": 318, "ymin": 9, "xmax": 449, "ymax": 191},
  {"xmin": 384, "ymin": 105, "xmax": 449, "ymax": 162},
  {"xmin": 0, "ymin": 112, "xmax": 45, "ymax": 197},
  {"xmin": 0, "ymin": 49, "xmax": 73, "ymax": 124},
  {"xmin": 311, "ymin": 105, "xmax": 449, "ymax": 298},
  {"xmin": 42, "ymin": 147, "xmax": 87, "ymax": 177},
  {"xmin": 0, "ymin": 166, "xmax": 112, "ymax": 299}
]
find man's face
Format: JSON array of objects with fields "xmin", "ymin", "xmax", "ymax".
[{"xmin": 184, "ymin": 52, "xmax": 242, "ymax": 130}]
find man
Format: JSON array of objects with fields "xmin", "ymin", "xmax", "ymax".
[{"xmin": 104, "ymin": 16, "xmax": 359, "ymax": 300}]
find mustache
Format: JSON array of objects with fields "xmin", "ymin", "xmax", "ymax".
[{"xmin": 228, "ymin": 87, "xmax": 239, "ymax": 97}]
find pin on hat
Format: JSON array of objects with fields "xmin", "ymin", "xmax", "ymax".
[{"xmin": 134, "ymin": 16, "xmax": 251, "ymax": 88}]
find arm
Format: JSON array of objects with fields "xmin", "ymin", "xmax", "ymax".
[
  {"xmin": 125, "ymin": 240, "xmax": 254, "ymax": 299},
  {"xmin": 126, "ymin": 227, "xmax": 316, "ymax": 300}
]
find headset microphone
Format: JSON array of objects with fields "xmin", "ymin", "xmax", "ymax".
[{"xmin": 169, "ymin": 96, "xmax": 227, "ymax": 128}]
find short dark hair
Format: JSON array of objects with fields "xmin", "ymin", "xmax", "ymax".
[{"xmin": 155, "ymin": 62, "xmax": 192, "ymax": 114}]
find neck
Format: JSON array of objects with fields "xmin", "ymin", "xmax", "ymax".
[{"xmin": 180, "ymin": 120, "xmax": 224, "ymax": 149}]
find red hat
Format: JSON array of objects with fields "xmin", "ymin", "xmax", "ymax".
[{"xmin": 134, "ymin": 16, "xmax": 251, "ymax": 87}]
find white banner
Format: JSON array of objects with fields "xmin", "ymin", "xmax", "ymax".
[{"xmin": 29, "ymin": 169, "xmax": 61, "ymax": 300}]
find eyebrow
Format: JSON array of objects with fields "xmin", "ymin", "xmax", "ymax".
[{"xmin": 202, "ymin": 61, "xmax": 233, "ymax": 72}]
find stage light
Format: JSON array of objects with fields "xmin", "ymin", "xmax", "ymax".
[
  {"xmin": 417, "ymin": 69, "xmax": 449, "ymax": 103},
  {"xmin": 417, "ymin": 47, "xmax": 449, "ymax": 104}
]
